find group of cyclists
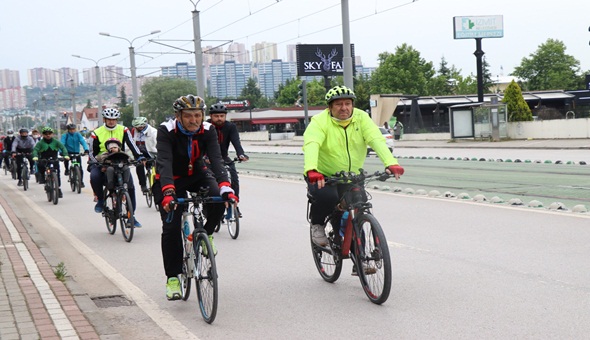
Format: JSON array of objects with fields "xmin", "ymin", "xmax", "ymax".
[{"xmin": 1, "ymin": 84, "xmax": 403, "ymax": 303}]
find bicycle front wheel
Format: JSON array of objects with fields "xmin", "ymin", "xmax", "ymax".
[
  {"xmin": 226, "ymin": 203, "xmax": 240, "ymax": 239},
  {"xmin": 104, "ymin": 193, "xmax": 117, "ymax": 235},
  {"xmin": 75, "ymin": 166, "xmax": 82, "ymax": 194},
  {"xmin": 51, "ymin": 172, "xmax": 59, "ymax": 205},
  {"xmin": 69, "ymin": 169, "xmax": 76, "ymax": 192},
  {"xmin": 22, "ymin": 167, "xmax": 29, "ymax": 191},
  {"xmin": 353, "ymin": 213, "xmax": 392, "ymax": 305},
  {"xmin": 119, "ymin": 191, "xmax": 134, "ymax": 242},
  {"xmin": 181, "ymin": 237, "xmax": 192, "ymax": 301},
  {"xmin": 193, "ymin": 233, "xmax": 218, "ymax": 324},
  {"xmin": 45, "ymin": 174, "xmax": 52, "ymax": 202},
  {"xmin": 310, "ymin": 221, "xmax": 342, "ymax": 283}
]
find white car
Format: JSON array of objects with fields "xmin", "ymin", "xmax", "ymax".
[{"xmin": 367, "ymin": 127, "xmax": 394, "ymax": 155}]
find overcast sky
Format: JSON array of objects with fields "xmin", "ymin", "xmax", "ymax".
[{"xmin": 1, "ymin": 0, "xmax": 589, "ymax": 86}]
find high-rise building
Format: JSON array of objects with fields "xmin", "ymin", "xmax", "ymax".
[
  {"xmin": 28, "ymin": 67, "xmax": 80, "ymax": 88},
  {"xmin": 209, "ymin": 61, "xmax": 252, "ymax": 99},
  {"xmin": 286, "ymin": 44, "xmax": 298, "ymax": 63},
  {"xmin": 226, "ymin": 42, "xmax": 250, "ymax": 64},
  {"xmin": 161, "ymin": 62, "xmax": 197, "ymax": 80},
  {"xmin": 251, "ymin": 42, "xmax": 278, "ymax": 64},
  {"xmin": 256, "ymin": 59, "xmax": 297, "ymax": 98},
  {"xmin": 0, "ymin": 88, "xmax": 25, "ymax": 110},
  {"xmin": 0, "ymin": 69, "xmax": 20, "ymax": 89}
]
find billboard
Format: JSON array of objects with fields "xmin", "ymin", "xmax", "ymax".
[
  {"xmin": 296, "ymin": 44, "xmax": 355, "ymax": 77},
  {"xmin": 453, "ymin": 15, "xmax": 503, "ymax": 39},
  {"xmin": 218, "ymin": 99, "xmax": 250, "ymax": 110}
]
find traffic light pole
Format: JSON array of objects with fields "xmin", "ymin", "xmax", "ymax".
[{"xmin": 299, "ymin": 80, "xmax": 309, "ymax": 127}]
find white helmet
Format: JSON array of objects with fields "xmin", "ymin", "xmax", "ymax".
[
  {"xmin": 132, "ymin": 116, "xmax": 148, "ymax": 128},
  {"xmin": 102, "ymin": 108, "xmax": 121, "ymax": 119}
]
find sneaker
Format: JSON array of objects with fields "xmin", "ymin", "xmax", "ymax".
[
  {"xmin": 236, "ymin": 206, "xmax": 243, "ymax": 218},
  {"xmin": 141, "ymin": 185, "xmax": 149, "ymax": 193},
  {"xmin": 201, "ymin": 235, "xmax": 218, "ymax": 256},
  {"xmin": 93, "ymin": 195, "xmax": 98, "ymax": 202},
  {"xmin": 58, "ymin": 189, "xmax": 63, "ymax": 198},
  {"xmin": 166, "ymin": 277, "xmax": 182, "ymax": 301},
  {"xmin": 351, "ymin": 263, "xmax": 377, "ymax": 276},
  {"xmin": 133, "ymin": 219, "xmax": 142, "ymax": 228},
  {"xmin": 64, "ymin": 169, "xmax": 70, "ymax": 176},
  {"xmin": 17, "ymin": 179, "xmax": 22, "ymax": 186},
  {"xmin": 311, "ymin": 224, "xmax": 328, "ymax": 246},
  {"xmin": 80, "ymin": 182, "xmax": 85, "ymax": 188},
  {"xmin": 94, "ymin": 200, "xmax": 104, "ymax": 213}
]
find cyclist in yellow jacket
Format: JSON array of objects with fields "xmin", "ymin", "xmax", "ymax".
[{"xmin": 303, "ymin": 85, "xmax": 404, "ymax": 247}]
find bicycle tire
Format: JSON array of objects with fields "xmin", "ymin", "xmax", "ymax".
[
  {"xmin": 3, "ymin": 163, "xmax": 6, "ymax": 175},
  {"xmin": 214, "ymin": 221, "xmax": 221, "ymax": 233},
  {"xmin": 11, "ymin": 163, "xmax": 16, "ymax": 179},
  {"xmin": 69, "ymin": 168, "xmax": 76, "ymax": 192},
  {"xmin": 181, "ymin": 231, "xmax": 193, "ymax": 301},
  {"xmin": 310, "ymin": 221, "xmax": 342, "ymax": 283},
  {"xmin": 45, "ymin": 173, "xmax": 52, "ymax": 202},
  {"xmin": 51, "ymin": 172, "xmax": 59, "ymax": 205},
  {"xmin": 22, "ymin": 167, "xmax": 29, "ymax": 191},
  {"xmin": 227, "ymin": 203, "xmax": 240, "ymax": 239},
  {"xmin": 104, "ymin": 193, "xmax": 117, "ymax": 235},
  {"xmin": 194, "ymin": 233, "xmax": 218, "ymax": 324},
  {"xmin": 353, "ymin": 213, "xmax": 392, "ymax": 305},
  {"xmin": 119, "ymin": 191, "xmax": 134, "ymax": 242},
  {"xmin": 74, "ymin": 166, "xmax": 82, "ymax": 194}
]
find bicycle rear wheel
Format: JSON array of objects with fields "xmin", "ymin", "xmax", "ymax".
[
  {"xmin": 22, "ymin": 167, "xmax": 29, "ymax": 191},
  {"xmin": 51, "ymin": 172, "xmax": 59, "ymax": 205},
  {"xmin": 310, "ymin": 221, "xmax": 342, "ymax": 283},
  {"xmin": 226, "ymin": 203, "xmax": 240, "ymax": 239},
  {"xmin": 104, "ymin": 193, "xmax": 117, "ymax": 235},
  {"xmin": 119, "ymin": 191, "xmax": 134, "ymax": 242},
  {"xmin": 353, "ymin": 213, "xmax": 392, "ymax": 305},
  {"xmin": 193, "ymin": 233, "xmax": 218, "ymax": 324}
]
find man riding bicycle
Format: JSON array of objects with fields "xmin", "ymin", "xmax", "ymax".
[
  {"xmin": 207, "ymin": 103, "xmax": 249, "ymax": 217},
  {"xmin": 2, "ymin": 130, "xmax": 15, "ymax": 172},
  {"xmin": 154, "ymin": 94, "xmax": 238, "ymax": 301},
  {"xmin": 32, "ymin": 127, "xmax": 69, "ymax": 198},
  {"xmin": 11, "ymin": 128, "xmax": 36, "ymax": 187},
  {"xmin": 303, "ymin": 85, "xmax": 404, "ymax": 248},
  {"xmin": 130, "ymin": 116, "xmax": 157, "ymax": 193},
  {"xmin": 61, "ymin": 123, "xmax": 89, "ymax": 187},
  {"xmin": 88, "ymin": 108, "xmax": 144, "ymax": 227}
]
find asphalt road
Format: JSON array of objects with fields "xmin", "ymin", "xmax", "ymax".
[{"xmin": 4, "ymin": 154, "xmax": 590, "ymax": 338}]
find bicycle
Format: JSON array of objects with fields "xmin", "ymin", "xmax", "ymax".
[
  {"xmin": 143, "ymin": 158, "xmax": 156, "ymax": 208},
  {"xmin": 214, "ymin": 158, "xmax": 241, "ymax": 239},
  {"xmin": 308, "ymin": 169, "xmax": 393, "ymax": 305},
  {"xmin": 15, "ymin": 152, "xmax": 32, "ymax": 191},
  {"xmin": 9, "ymin": 156, "xmax": 17, "ymax": 180},
  {"xmin": 94, "ymin": 159, "xmax": 138, "ymax": 243},
  {"xmin": 67, "ymin": 153, "xmax": 84, "ymax": 194},
  {"xmin": 168, "ymin": 189, "xmax": 229, "ymax": 324},
  {"xmin": 39, "ymin": 158, "xmax": 64, "ymax": 205},
  {"xmin": 2, "ymin": 155, "xmax": 9, "ymax": 175}
]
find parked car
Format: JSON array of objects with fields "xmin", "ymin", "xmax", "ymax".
[{"xmin": 367, "ymin": 127, "xmax": 394, "ymax": 155}]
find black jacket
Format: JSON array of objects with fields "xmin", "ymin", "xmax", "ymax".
[
  {"xmin": 207, "ymin": 120, "xmax": 246, "ymax": 161},
  {"xmin": 156, "ymin": 119, "xmax": 229, "ymax": 193}
]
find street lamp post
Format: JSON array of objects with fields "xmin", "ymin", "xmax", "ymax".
[
  {"xmin": 99, "ymin": 30, "xmax": 161, "ymax": 117},
  {"xmin": 72, "ymin": 53, "xmax": 120, "ymax": 119}
]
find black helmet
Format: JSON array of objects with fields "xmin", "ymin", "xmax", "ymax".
[
  {"xmin": 19, "ymin": 128, "xmax": 28, "ymax": 134},
  {"xmin": 209, "ymin": 103, "xmax": 227, "ymax": 114},
  {"xmin": 66, "ymin": 124, "xmax": 76, "ymax": 130}
]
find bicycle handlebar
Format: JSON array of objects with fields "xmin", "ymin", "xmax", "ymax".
[{"xmin": 325, "ymin": 168, "xmax": 391, "ymax": 185}]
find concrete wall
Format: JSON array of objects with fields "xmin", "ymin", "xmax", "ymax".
[
  {"xmin": 239, "ymin": 131, "xmax": 268, "ymax": 141},
  {"xmin": 507, "ymin": 118, "xmax": 590, "ymax": 139}
]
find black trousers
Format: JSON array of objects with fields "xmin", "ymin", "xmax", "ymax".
[{"xmin": 154, "ymin": 172, "xmax": 224, "ymax": 278}]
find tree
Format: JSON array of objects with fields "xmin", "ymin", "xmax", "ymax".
[
  {"xmin": 119, "ymin": 86, "xmax": 128, "ymax": 108},
  {"xmin": 119, "ymin": 106, "xmax": 134, "ymax": 128},
  {"xmin": 511, "ymin": 39, "xmax": 582, "ymax": 91},
  {"xmin": 502, "ymin": 80, "xmax": 532, "ymax": 122},
  {"xmin": 275, "ymin": 79, "xmax": 299, "ymax": 107},
  {"xmin": 140, "ymin": 77, "xmax": 198, "ymax": 124},
  {"xmin": 240, "ymin": 78, "xmax": 263, "ymax": 108},
  {"xmin": 370, "ymin": 43, "xmax": 435, "ymax": 95},
  {"xmin": 85, "ymin": 99, "xmax": 92, "ymax": 108}
]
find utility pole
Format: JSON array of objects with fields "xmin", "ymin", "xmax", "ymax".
[
  {"xmin": 341, "ymin": 0, "xmax": 354, "ymax": 90},
  {"xmin": 191, "ymin": 0, "xmax": 205, "ymax": 98},
  {"xmin": 70, "ymin": 79, "xmax": 77, "ymax": 127},
  {"xmin": 72, "ymin": 53, "xmax": 120, "ymax": 119}
]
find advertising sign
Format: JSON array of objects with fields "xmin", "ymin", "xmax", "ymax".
[
  {"xmin": 218, "ymin": 100, "xmax": 250, "ymax": 109},
  {"xmin": 453, "ymin": 15, "xmax": 503, "ymax": 39},
  {"xmin": 296, "ymin": 44, "xmax": 355, "ymax": 77}
]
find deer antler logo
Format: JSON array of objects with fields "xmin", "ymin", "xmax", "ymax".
[{"xmin": 315, "ymin": 48, "xmax": 338, "ymax": 72}]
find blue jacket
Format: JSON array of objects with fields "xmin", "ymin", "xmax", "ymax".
[{"xmin": 61, "ymin": 132, "xmax": 89, "ymax": 154}]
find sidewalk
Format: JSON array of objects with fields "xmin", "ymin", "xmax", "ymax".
[{"xmin": 0, "ymin": 193, "xmax": 103, "ymax": 339}]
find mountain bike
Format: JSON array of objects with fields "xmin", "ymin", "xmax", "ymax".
[
  {"xmin": 97, "ymin": 159, "xmax": 137, "ymax": 243},
  {"xmin": 214, "ymin": 158, "xmax": 241, "ymax": 239},
  {"xmin": 168, "ymin": 189, "xmax": 229, "ymax": 324},
  {"xmin": 40, "ymin": 158, "xmax": 64, "ymax": 205},
  {"xmin": 15, "ymin": 152, "xmax": 32, "ymax": 191},
  {"xmin": 68, "ymin": 153, "xmax": 83, "ymax": 194},
  {"xmin": 308, "ymin": 169, "xmax": 392, "ymax": 305}
]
